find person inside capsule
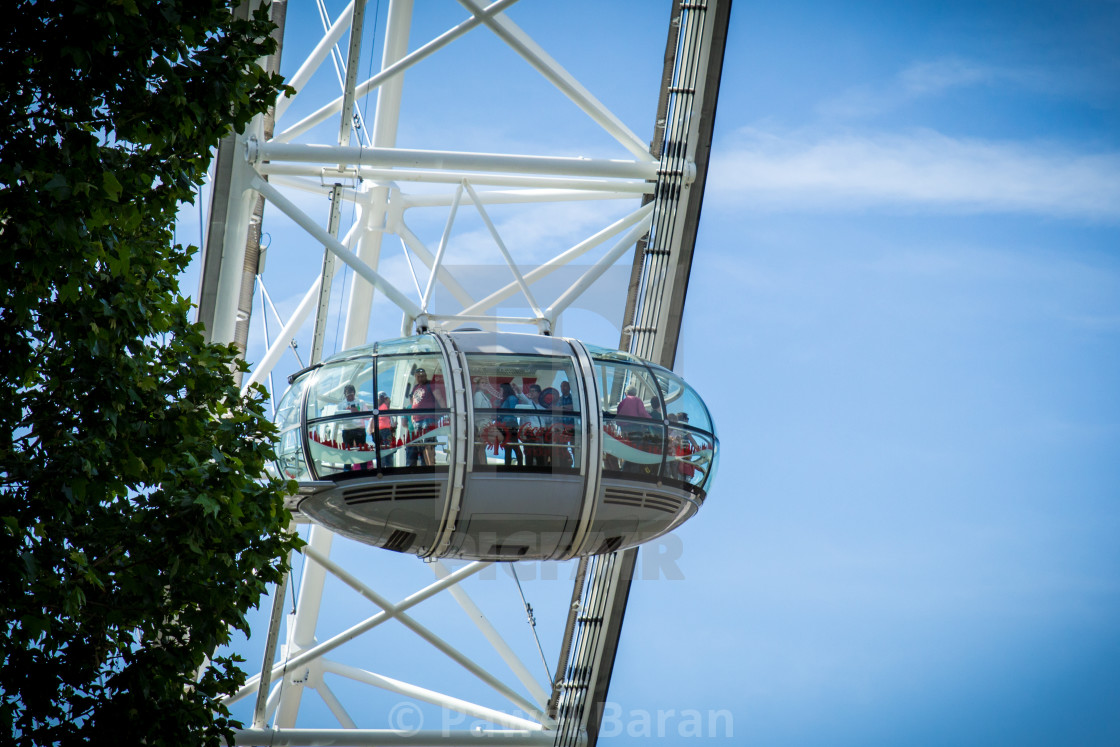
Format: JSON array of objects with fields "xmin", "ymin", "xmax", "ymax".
[
  {"xmin": 406, "ymin": 367, "xmax": 445, "ymax": 467},
  {"xmin": 337, "ymin": 384, "xmax": 369, "ymax": 449}
]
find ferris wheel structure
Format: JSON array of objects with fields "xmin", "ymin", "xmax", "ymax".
[{"xmin": 196, "ymin": 1, "xmax": 731, "ymax": 744}]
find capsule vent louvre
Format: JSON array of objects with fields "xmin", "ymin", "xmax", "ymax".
[
  {"xmin": 393, "ymin": 483, "xmax": 441, "ymax": 501},
  {"xmin": 343, "ymin": 484, "xmax": 394, "ymax": 504},
  {"xmin": 602, "ymin": 487, "xmax": 644, "ymax": 507},
  {"xmin": 383, "ymin": 529, "xmax": 416, "ymax": 553},
  {"xmin": 603, "ymin": 487, "xmax": 682, "ymax": 514},
  {"xmin": 343, "ymin": 482, "xmax": 440, "ymax": 506},
  {"xmin": 644, "ymin": 495, "xmax": 682, "ymax": 513}
]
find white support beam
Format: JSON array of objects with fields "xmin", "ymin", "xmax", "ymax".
[
  {"xmin": 228, "ymin": 561, "xmax": 491, "ymax": 706},
  {"xmin": 231, "ymin": 728, "xmax": 561, "ymax": 746},
  {"xmin": 250, "ymin": 175, "xmax": 424, "ymax": 322},
  {"xmin": 458, "ymin": 201, "xmax": 654, "ymax": 318},
  {"xmin": 321, "ymin": 659, "xmax": 545, "ymax": 731},
  {"xmin": 397, "ymin": 183, "xmax": 651, "ymax": 204},
  {"xmin": 259, "ymin": 163, "xmax": 653, "ymax": 195},
  {"xmin": 300, "ymin": 546, "xmax": 548, "ymax": 722},
  {"xmin": 274, "ymin": 2, "xmax": 355, "ymax": 120},
  {"xmin": 396, "ymin": 220, "xmax": 476, "ymax": 308},
  {"xmin": 252, "ymin": 142, "xmax": 659, "ymax": 181},
  {"xmin": 242, "ymin": 277, "xmax": 320, "ymax": 393},
  {"xmin": 275, "ymin": 0, "xmax": 523, "ymax": 143},
  {"xmin": 420, "ymin": 183, "xmax": 465, "ymax": 314},
  {"xmin": 426, "ymin": 314, "xmax": 544, "ymax": 328},
  {"xmin": 544, "ymin": 213, "xmax": 654, "ymax": 326},
  {"xmin": 430, "ymin": 561, "xmax": 550, "ymax": 708},
  {"xmin": 462, "ymin": 182, "xmax": 544, "ymax": 321},
  {"xmin": 317, "ymin": 678, "xmax": 358, "ymax": 729},
  {"xmin": 456, "ymin": 0, "xmax": 654, "ymax": 162}
]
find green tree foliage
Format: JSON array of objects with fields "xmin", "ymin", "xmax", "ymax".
[{"xmin": 0, "ymin": 2, "xmax": 303, "ymax": 743}]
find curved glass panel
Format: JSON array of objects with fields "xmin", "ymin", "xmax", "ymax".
[
  {"xmin": 307, "ymin": 414, "xmax": 379, "ymax": 476},
  {"xmin": 602, "ymin": 419, "xmax": 665, "ymax": 479},
  {"xmin": 583, "ymin": 344, "xmax": 644, "ymax": 366},
  {"xmin": 466, "ymin": 353, "xmax": 581, "ymax": 473},
  {"xmin": 275, "ymin": 375, "xmax": 309, "ymax": 433},
  {"xmin": 592, "ymin": 358, "xmax": 660, "ymax": 418},
  {"xmin": 651, "ymin": 369, "xmax": 712, "ymax": 433},
  {"xmin": 376, "ymin": 354, "xmax": 450, "ymax": 470},
  {"xmin": 667, "ymin": 426, "xmax": 717, "ymax": 490},
  {"xmin": 593, "ymin": 357, "xmax": 666, "ymax": 481},
  {"xmin": 375, "ymin": 334, "xmax": 440, "ymax": 357},
  {"xmin": 305, "ymin": 360, "xmax": 377, "ymax": 477},
  {"xmin": 273, "ymin": 375, "xmax": 311, "ymax": 481},
  {"xmin": 307, "ymin": 359, "xmax": 375, "ymax": 421}
]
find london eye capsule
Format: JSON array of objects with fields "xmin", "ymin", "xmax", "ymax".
[{"xmin": 272, "ymin": 330, "xmax": 718, "ymax": 560}]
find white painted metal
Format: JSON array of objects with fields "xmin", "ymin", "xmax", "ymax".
[
  {"xmin": 454, "ymin": 0, "xmax": 652, "ymax": 161},
  {"xmin": 300, "ymin": 546, "xmax": 547, "ymax": 722},
  {"xmin": 242, "ymin": 277, "xmax": 318, "ymax": 392},
  {"xmin": 210, "ymin": 125, "xmax": 263, "ymax": 345},
  {"xmin": 420, "ymin": 182, "xmax": 464, "ymax": 315},
  {"xmin": 274, "ymin": 0, "xmax": 523, "ymax": 144},
  {"xmin": 429, "ymin": 562, "xmax": 550, "ymax": 708},
  {"xmin": 259, "ymin": 164, "xmax": 653, "ymax": 194},
  {"xmin": 227, "ymin": 560, "xmax": 491, "ymax": 706},
  {"xmin": 248, "ymin": 176, "xmax": 424, "ymax": 321},
  {"xmin": 273, "ymin": 2, "xmax": 355, "ymax": 121},
  {"xmin": 251, "ymin": 142, "xmax": 659, "ymax": 181},
  {"xmin": 341, "ymin": 0, "xmax": 413, "ymax": 350},
  {"xmin": 321, "ymin": 660, "xmax": 543, "ymax": 731},
  {"xmin": 462, "ymin": 182, "xmax": 545, "ymax": 325},
  {"xmin": 232, "ymin": 729, "xmax": 558, "ymax": 746},
  {"xmin": 544, "ymin": 217, "xmax": 654, "ymax": 327}
]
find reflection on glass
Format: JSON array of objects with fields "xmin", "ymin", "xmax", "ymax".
[
  {"xmin": 667, "ymin": 426, "xmax": 716, "ymax": 489},
  {"xmin": 403, "ymin": 413, "xmax": 450, "ymax": 468},
  {"xmin": 308, "ymin": 415, "xmax": 377, "ymax": 477},
  {"xmin": 654, "ymin": 370, "xmax": 712, "ymax": 432},
  {"xmin": 602, "ymin": 418, "xmax": 665, "ymax": 478},
  {"xmin": 276, "ymin": 427, "xmax": 309, "ymax": 481},
  {"xmin": 374, "ymin": 354, "xmax": 450, "ymax": 473},
  {"xmin": 593, "ymin": 359, "xmax": 659, "ymax": 416},
  {"xmin": 308, "ymin": 360, "xmax": 374, "ymax": 421},
  {"xmin": 275, "ymin": 376, "xmax": 308, "ymax": 432},
  {"xmin": 472, "ymin": 413, "xmax": 581, "ymax": 472},
  {"xmin": 273, "ymin": 376, "xmax": 310, "ymax": 480},
  {"xmin": 466, "ymin": 353, "xmax": 581, "ymax": 473},
  {"xmin": 375, "ymin": 335, "xmax": 440, "ymax": 357}
]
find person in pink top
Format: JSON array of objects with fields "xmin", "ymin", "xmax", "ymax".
[
  {"xmin": 616, "ymin": 387, "xmax": 650, "ymax": 418},
  {"xmin": 614, "ymin": 386, "xmax": 654, "ymax": 474}
]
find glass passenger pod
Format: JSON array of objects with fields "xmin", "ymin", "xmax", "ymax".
[
  {"xmin": 586, "ymin": 344, "xmax": 718, "ymax": 494},
  {"xmin": 273, "ymin": 332, "xmax": 718, "ymax": 560}
]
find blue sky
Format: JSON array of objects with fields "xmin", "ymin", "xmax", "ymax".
[
  {"xmin": 652, "ymin": 1, "xmax": 1120, "ymax": 744},
  {"xmin": 183, "ymin": 1, "xmax": 1120, "ymax": 743}
]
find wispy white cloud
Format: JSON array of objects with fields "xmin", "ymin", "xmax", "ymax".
[
  {"xmin": 819, "ymin": 57, "xmax": 1045, "ymax": 119},
  {"xmin": 708, "ymin": 127, "xmax": 1120, "ymax": 220}
]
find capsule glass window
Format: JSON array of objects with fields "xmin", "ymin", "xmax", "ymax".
[
  {"xmin": 651, "ymin": 369, "xmax": 713, "ymax": 433},
  {"xmin": 593, "ymin": 357, "xmax": 666, "ymax": 481},
  {"xmin": 466, "ymin": 353, "xmax": 581, "ymax": 473},
  {"xmin": 667, "ymin": 426, "xmax": 717, "ymax": 491},
  {"xmin": 375, "ymin": 354, "xmax": 450, "ymax": 471},
  {"xmin": 305, "ymin": 360, "xmax": 377, "ymax": 477},
  {"xmin": 273, "ymin": 375, "xmax": 311, "ymax": 481}
]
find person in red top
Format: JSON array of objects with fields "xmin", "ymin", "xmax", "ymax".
[
  {"xmin": 407, "ymin": 368, "xmax": 444, "ymax": 466},
  {"xmin": 370, "ymin": 391, "xmax": 393, "ymax": 451},
  {"xmin": 615, "ymin": 386, "xmax": 653, "ymax": 474}
]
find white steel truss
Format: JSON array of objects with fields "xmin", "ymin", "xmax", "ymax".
[{"xmin": 197, "ymin": 1, "xmax": 730, "ymax": 745}]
